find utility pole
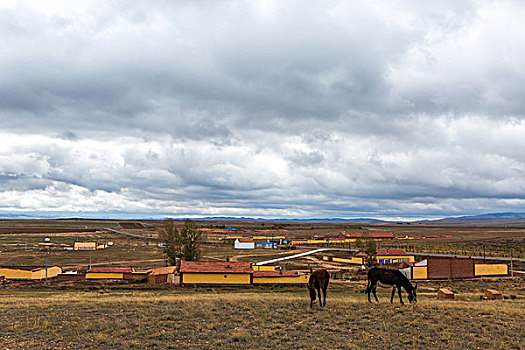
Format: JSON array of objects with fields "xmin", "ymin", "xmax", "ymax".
[
  {"xmin": 107, "ymin": 241, "xmax": 113, "ymax": 265},
  {"xmin": 45, "ymin": 248, "xmax": 49, "ymax": 283},
  {"xmin": 44, "ymin": 237, "xmax": 50, "ymax": 283},
  {"xmin": 510, "ymin": 248, "xmax": 514, "ymax": 280}
]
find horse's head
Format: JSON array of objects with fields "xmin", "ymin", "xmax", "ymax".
[
  {"xmin": 408, "ymin": 283, "xmax": 417, "ymax": 303},
  {"xmin": 308, "ymin": 285, "xmax": 317, "ymax": 301}
]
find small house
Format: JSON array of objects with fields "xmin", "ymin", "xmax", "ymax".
[
  {"xmin": 123, "ymin": 271, "xmax": 149, "ymax": 281},
  {"xmin": 234, "ymin": 238, "xmax": 255, "ymax": 250},
  {"xmin": 74, "ymin": 242, "xmax": 97, "ymax": 251},
  {"xmin": 353, "ymin": 249, "xmax": 415, "ymax": 265},
  {"xmin": 180, "ymin": 261, "xmax": 253, "ymax": 286},
  {"xmin": 147, "ymin": 266, "xmax": 179, "ymax": 285},
  {"xmin": 256, "ymin": 241, "xmax": 278, "ymax": 249},
  {"xmin": 86, "ymin": 267, "xmax": 132, "ymax": 280}
]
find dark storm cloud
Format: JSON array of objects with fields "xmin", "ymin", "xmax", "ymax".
[{"xmin": 0, "ymin": 0, "xmax": 524, "ymax": 219}]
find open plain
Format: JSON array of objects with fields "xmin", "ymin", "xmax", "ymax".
[{"xmin": 0, "ymin": 219, "xmax": 524, "ymax": 349}]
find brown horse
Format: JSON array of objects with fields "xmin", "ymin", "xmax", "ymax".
[
  {"xmin": 307, "ymin": 269, "xmax": 330, "ymax": 308},
  {"xmin": 365, "ymin": 267, "xmax": 417, "ymax": 305}
]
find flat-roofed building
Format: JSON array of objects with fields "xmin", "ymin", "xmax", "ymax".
[{"xmin": 180, "ymin": 261, "xmax": 252, "ymax": 286}]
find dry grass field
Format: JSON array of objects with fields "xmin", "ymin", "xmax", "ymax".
[
  {"xmin": 0, "ymin": 219, "xmax": 524, "ymax": 349},
  {"xmin": 0, "ymin": 286, "xmax": 523, "ymax": 350}
]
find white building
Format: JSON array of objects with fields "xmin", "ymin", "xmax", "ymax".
[{"xmin": 234, "ymin": 238, "xmax": 255, "ymax": 249}]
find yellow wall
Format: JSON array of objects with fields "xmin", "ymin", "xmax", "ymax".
[
  {"xmin": 412, "ymin": 266, "xmax": 427, "ymax": 279},
  {"xmin": 306, "ymin": 240, "xmax": 326, "ymax": 244},
  {"xmin": 182, "ymin": 272, "xmax": 252, "ymax": 285},
  {"xmin": 253, "ymin": 265, "xmax": 277, "ymax": 271},
  {"xmin": 31, "ymin": 266, "xmax": 62, "ymax": 279},
  {"xmin": 74, "ymin": 242, "xmax": 97, "ymax": 250},
  {"xmin": 252, "ymin": 236, "xmax": 286, "ymax": 240},
  {"xmin": 377, "ymin": 255, "xmax": 415, "ymax": 264},
  {"xmin": 86, "ymin": 272, "xmax": 124, "ymax": 279},
  {"xmin": 254, "ymin": 275, "xmax": 309, "ymax": 284},
  {"xmin": 474, "ymin": 264, "xmax": 508, "ymax": 276},
  {"xmin": 331, "ymin": 257, "xmax": 363, "ymax": 264},
  {"xmin": 291, "ymin": 240, "xmax": 308, "ymax": 245},
  {"xmin": 0, "ymin": 268, "xmax": 31, "ymax": 279},
  {"xmin": 0, "ymin": 266, "xmax": 62, "ymax": 280}
]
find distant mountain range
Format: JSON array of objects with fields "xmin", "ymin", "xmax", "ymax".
[
  {"xmin": 436, "ymin": 212, "xmax": 525, "ymax": 222},
  {"xmin": 189, "ymin": 216, "xmax": 384, "ymax": 222},
  {"xmin": 0, "ymin": 212, "xmax": 524, "ymax": 222}
]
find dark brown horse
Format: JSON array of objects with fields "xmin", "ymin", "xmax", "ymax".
[
  {"xmin": 308, "ymin": 269, "xmax": 330, "ymax": 307},
  {"xmin": 365, "ymin": 267, "xmax": 417, "ymax": 305}
]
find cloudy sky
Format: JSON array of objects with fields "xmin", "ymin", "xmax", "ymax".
[{"xmin": 1, "ymin": 0, "xmax": 524, "ymax": 220}]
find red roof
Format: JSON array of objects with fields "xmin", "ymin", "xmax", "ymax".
[
  {"xmin": 237, "ymin": 238, "xmax": 254, "ymax": 243},
  {"xmin": 355, "ymin": 249, "xmax": 408, "ymax": 257},
  {"xmin": 253, "ymin": 271, "xmax": 303, "ymax": 277},
  {"xmin": 180, "ymin": 261, "xmax": 252, "ymax": 274},
  {"xmin": 88, "ymin": 268, "xmax": 132, "ymax": 273}
]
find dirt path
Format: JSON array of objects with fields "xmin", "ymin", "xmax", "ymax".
[
  {"xmin": 229, "ymin": 250, "xmax": 293, "ymax": 262},
  {"xmin": 64, "ymin": 258, "xmax": 165, "ymax": 269},
  {"xmin": 301, "ymin": 255, "xmax": 350, "ymax": 269}
]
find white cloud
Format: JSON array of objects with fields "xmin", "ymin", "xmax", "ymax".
[{"xmin": 0, "ymin": 1, "xmax": 524, "ymax": 219}]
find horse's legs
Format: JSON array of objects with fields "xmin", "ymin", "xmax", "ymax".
[
  {"xmin": 322, "ymin": 285, "xmax": 327, "ymax": 306},
  {"xmin": 390, "ymin": 287, "xmax": 396, "ymax": 303},
  {"xmin": 398, "ymin": 286, "xmax": 404, "ymax": 305},
  {"xmin": 317, "ymin": 287, "xmax": 322, "ymax": 306},
  {"xmin": 372, "ymin": 285, "xmax": 379, "ymax": 302},
  {"xmin": 367, "ymin": 280, "xmax": 374, "ymax": 303}
]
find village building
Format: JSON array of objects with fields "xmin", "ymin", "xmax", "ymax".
[
  {"xmin": 256, "ymin": 241, "xmax": 278, "ymax": 249},
  {"xmin": 147, "ymin": 266, "xmax": 179, "ymax": 285},
  {"xmin": 234, "ymin": 238, "xmax": 255, "ymax": 249},
  {"xmin": 86, "ymin": 267, "xmax": 132, "ymax": 280},
  {"xmin": 73, "ymin": 242, "xmax": 97, "ymax": 251},
  {"xmin": 180, "ymin": 261, "xmax": 253, "ymax": 286},
  {"xmin": 353, "ymin": 249, "xmax": 415, "ymax": 265}
]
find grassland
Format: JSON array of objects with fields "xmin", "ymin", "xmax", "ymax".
[
  {"xmin": 0, "ymin": 285, "xmax": 523, "ymax": 350},
  {"xmin": 0, "ymin": 219, "xmax": 524, "ymax": 349}
]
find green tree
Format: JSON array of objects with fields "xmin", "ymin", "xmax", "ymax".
[
  {"xmin": 160, "ymin": 219, "xmax": 203, "ymax": 266},
  {"xmin": 356, "ymin": 237, "xmax": 377, "ymax": 267}
]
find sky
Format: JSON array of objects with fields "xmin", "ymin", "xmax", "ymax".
[{"xmin": 0, "ymin": 0, "xmax": 524, "ymax": 220}]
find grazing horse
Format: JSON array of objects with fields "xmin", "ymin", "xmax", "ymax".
[
  {"xmin": 365, "ymin": 267, "xmax": 417, "ymax": 305},
  {"xmin": 308, "ymin": 269, "xmax": 330, "ymax": 308}
]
